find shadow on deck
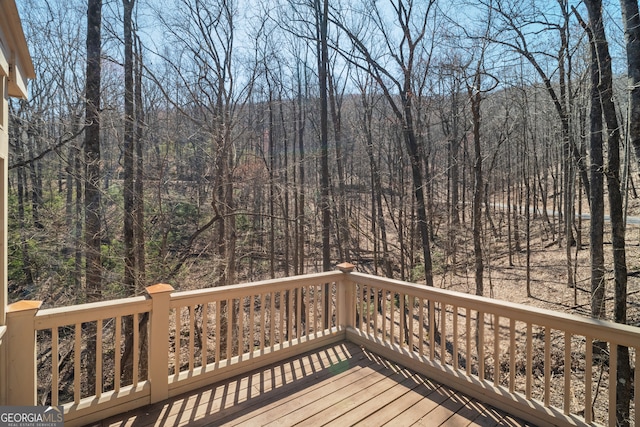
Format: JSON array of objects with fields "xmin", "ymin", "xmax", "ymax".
[{"xmin": 95, "ymin": 341, "xmax": 533, "ymax": 427}]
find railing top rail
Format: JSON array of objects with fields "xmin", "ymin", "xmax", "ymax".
[
  {"xmin": 34, "ymin": 296, "xmax": 151, "ymax": 329},
  {"xmin": 349, "ymin": 272, "xmax": 640, "ymax": 345},
  {"xmin": 170, "ymin": 270, "xmax": 343, "ymax": 306},
  {"xmin": 23, "ymin": 271, "xmax": 342, "ymax": 329}
]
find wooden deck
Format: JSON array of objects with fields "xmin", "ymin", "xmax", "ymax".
[{"xmin": 95, "ymin": 341, "xmax": 533, "ymax": 427}]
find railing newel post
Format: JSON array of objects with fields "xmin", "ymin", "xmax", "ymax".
[
  {"xmin": 5, "ymin": 300, "xmax": 41, "ymax": 405},
  {"xmin": 146, "ymin": 283, "xmax": 174, "ymax": 404},
  {"xmin": 336, "ymin": 263, "xmax": 355, "ymax": 330}
]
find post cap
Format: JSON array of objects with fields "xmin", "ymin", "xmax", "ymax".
[
  {"xmin": 145, "ymin": 283, "xmax": 175, "ymax": 296},
  {"xmin": 7, "ymin": 300, "xmax": 42, "ymax": 313},
  {"xmin": 336, "ymin": 262, "xmax": 355, "ymax": 273}
]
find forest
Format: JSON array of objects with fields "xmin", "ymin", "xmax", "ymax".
[
  {"xmin": 10, "ymin": 0, "xmax": 640, "ymax": 312},
  {"xmin": 9, "ymin": 0, "xmax": 640, "ymax": 305},
  {"xmin": 8, "ymin": 0, "xmax": 640, "ymax": 382},
  {"xmin": 9, "ymin": 0, "xmax": 640, "ymax": 422}
]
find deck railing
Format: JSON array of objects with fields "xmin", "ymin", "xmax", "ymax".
[
  {"xmin": 346, "ymin": 271, "xmax": 640, "ymax": 427},
  {"xmin": 3, "ymin": 270, "xmax": 345, "ymax": 426},
  {"xmin": 1, "ymin": 264, "xmax": 638, "ymax": 427}
]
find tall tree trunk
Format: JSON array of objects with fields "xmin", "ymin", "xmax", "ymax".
[
  {"xmin": 224, "ymin": 130, "xmax": 236, "ymax": 285},
  {"xmin": 316, "ymin": 0, "xmax": 331, "ymax": 275},
  {"xmin": 297, "ymin": 64, "xmax": 306, "ymax": 275},
  {"xmin": 14, "ymin": 130, "xmax": 34, "ymax": 285},
  {"xmin": 134, "ymin": 33, "xmax": 146, "ymax": 287},
  {"xmin": 617, "ymin": 1, "xmax": 640, "ymax": 420},
  {"xmin": 469, "ymin": 78, "xmax": 483, "ymax": 297},
  {"xmin": 559, "ymin": 0, "xmax": 575, "ymax": 287},
  {"xmin": 278, "ymin": 93, "xmax": 291, "ymax": 277},
  {"xmin": 328, "ymin": 70, "xmax": 350, "ymax": 263},
  {"xmin": 268, "ymin": 88, "xmax": 276, "ymax": 279},
  {"xmin": 448, "ymin": 86, "xmax": 461, "ymax": 269},
  {"xmin": 121, "ymin": 0, "xmax": 146, "ymax": 386},
  {"xmin": 358, "ymin": 85, "xmax": 392, "ymax": 278},
  {"xmin": 315, "ymin": 0, "xmax": 331, "ymax": 327},
  {"xmin": 74, "ymin": 140, "xmax": 83, "ymax": 297},
  {"xmin": 84, "ymin": 0, "xmax": 103, "ymax": 396},
  {"xmin": 404, "ymin": 112, "xmax": 434, "ymax": 288},
  {"xmin": 123, "ymin": 0, "xmax": 135, "ymax": 296},
  {"xmin": 582, "ymin": 1, "xmax": 632, "ymax": 422},
  {"xmin": 583, "ymin": 4, "xmax": 607, "ymax": 328}
]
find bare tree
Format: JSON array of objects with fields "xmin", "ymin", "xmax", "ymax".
[
  {"xmin": 331, "ymin": 0, "xmax": 437, "ymax": 286},
  {"xmin": 84, "ymin": 0, "xmax": 103, "ymax": 396},
  {"xmin": 578, "ymin": 2, "xmax": 632, "ymax": 423},
  {"xmin": 150, "ymin": 0, "xmax": 255, "ymax": 285},
  {"xmin": 482, "ymin": 0, "xmax": 589, "ymax": 289},
  {"xmin": 123, "ymin": 0, "xmax": 136, "ymax": 295},
  {"xmin": 353, "ymin": 72, "xmax": 393, "ymax": 278}
]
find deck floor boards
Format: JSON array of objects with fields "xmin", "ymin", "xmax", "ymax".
[{"xmin": 96, "ymin": 341, "xmax": 534, "ymax": 427}]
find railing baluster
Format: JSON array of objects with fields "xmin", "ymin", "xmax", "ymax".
[
  {"xmin": 286, "ymin": 291, "xmax": 292, "ymax": 345},
  {"xmin": 239, "ymin": 297, "xmax": 245, "ymax": 353},
  {"xmin": 296, "ymin": 287, "xmax": 301, "ymax": 340},
  {"xmin": 366, "ymin": 287, "xmax": 371, "ymax": 336},
  {"xmin": 215, "ymin": 301, "xmax": 221, "ymax": 362},
  {"xmin": 315, "ymin": 285, "xmax": 319, "ymax": 333},
  {"xmin": 174, "ymin": 309, "xmax": 181, "ymax": 374},
  {"xmin": 440, "ymin": 302, "xmax": 446, "ymax": 363},
  {"xmin": 509, "ymin": 318, "xmax": 515, "ymax": 393},
  {"xmin": 74, "ymin": 323, "xmax": 81, "ymax": 403},
  {"xmin": 418, "ymin": 298, "xmax": 424, "ymax": 357},
  {"xmin": 408, "ymin": 295, "xmax": 414, "ymax": 351},
  {"xmin": 248, "ymin": 296, "xmax": 255, "ymax": 354},
  {"xmin": 452, "ymin": 305, "xmax": 458, "ymax": 370},
  {"xmin": 132, "ymin": 313, "xmax": 139, "ymax": 386},
  {"xmin": 494, "ymin": 314, "xmax": 499, "ymax": 387},
  {"xmin": 526, "ymin": 323, "xmax": 532, "ymax": 399},
  {"xmin": 466, "ymin": 307, "xmax": 471, "ymax": 376},
  {"xmin": 51, "ymin": 326, "xmax": 59, "ymax": 405},
  {"xmin": 585, "ymin": 336, "xmax": 593, "ymax": 424},
  {"xmin": 279, "ymin": 292, "xmax": 284, "ymax": 347},
  {"xmin": 96, "ymin": 319, "xmax": 103, "ymax": 396},
  {"xmin": 319, "ymin": 284, "xmax": 323, "ymax": 332},
  {"xmin": 189, "ymin": 306, "xmax": 195, "ymax": 371},
  {"xmin": 269, "ymin": 294, "xmax": 275, "ymax": 350},
  {"xmin": 399, "ymin": 293, "xmax": 405, "ymax": 348},
  {"xmin": 115, "ymin": 317, "xmax": 121, "ymax": 392},
  {"xmin": 356, "ymin": 284, "xmax": 360, "ymax": 331},
  {"xmin": 609, "ymin": 341, "xmax": 618, "ymax": 427},
  {"xmin": 382, "ymin": 289, "xmax": 387, "ymax": 343},
  {"xmin": 260, "ymin": 293, "xmax": 266, "ymax": 351},
  {"xmin": 358, "ymin": 284, "xmax": 364, "ymax": 332},
  {"xmin": 429, "ymin": 300, "xmax": 435, "ymax": 361},
  {"xmin": 373, "ymin": 287, "xmax": 379, "ymax": 339},
  {"xmin": 390, "ymin": 292, "xmax": 395, "ymax": 346},
  {"xmin": 310, "ymin": 286, "xmax": 316, "ymax": 334},
  {"xmin": 228, "ymin": 299, "xmax": 233, "ymax": 359},
  {"xmin": 304, "ymin": 287, "xmax": 309, "ymax": 338},
  {"xmin": 202, "ymin": 303, "xmax": 208, "ymax": 364},
  {"xmin": 478, "ymin": 311, "xmax": 484, "ymax": 381},
  {"xmin": 563, "ymin": 330, "xmax": 570, "ymax": 415},
  {"xmin": 544, "ymin": 326, "xmax": 550, "ymax": 406}
]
